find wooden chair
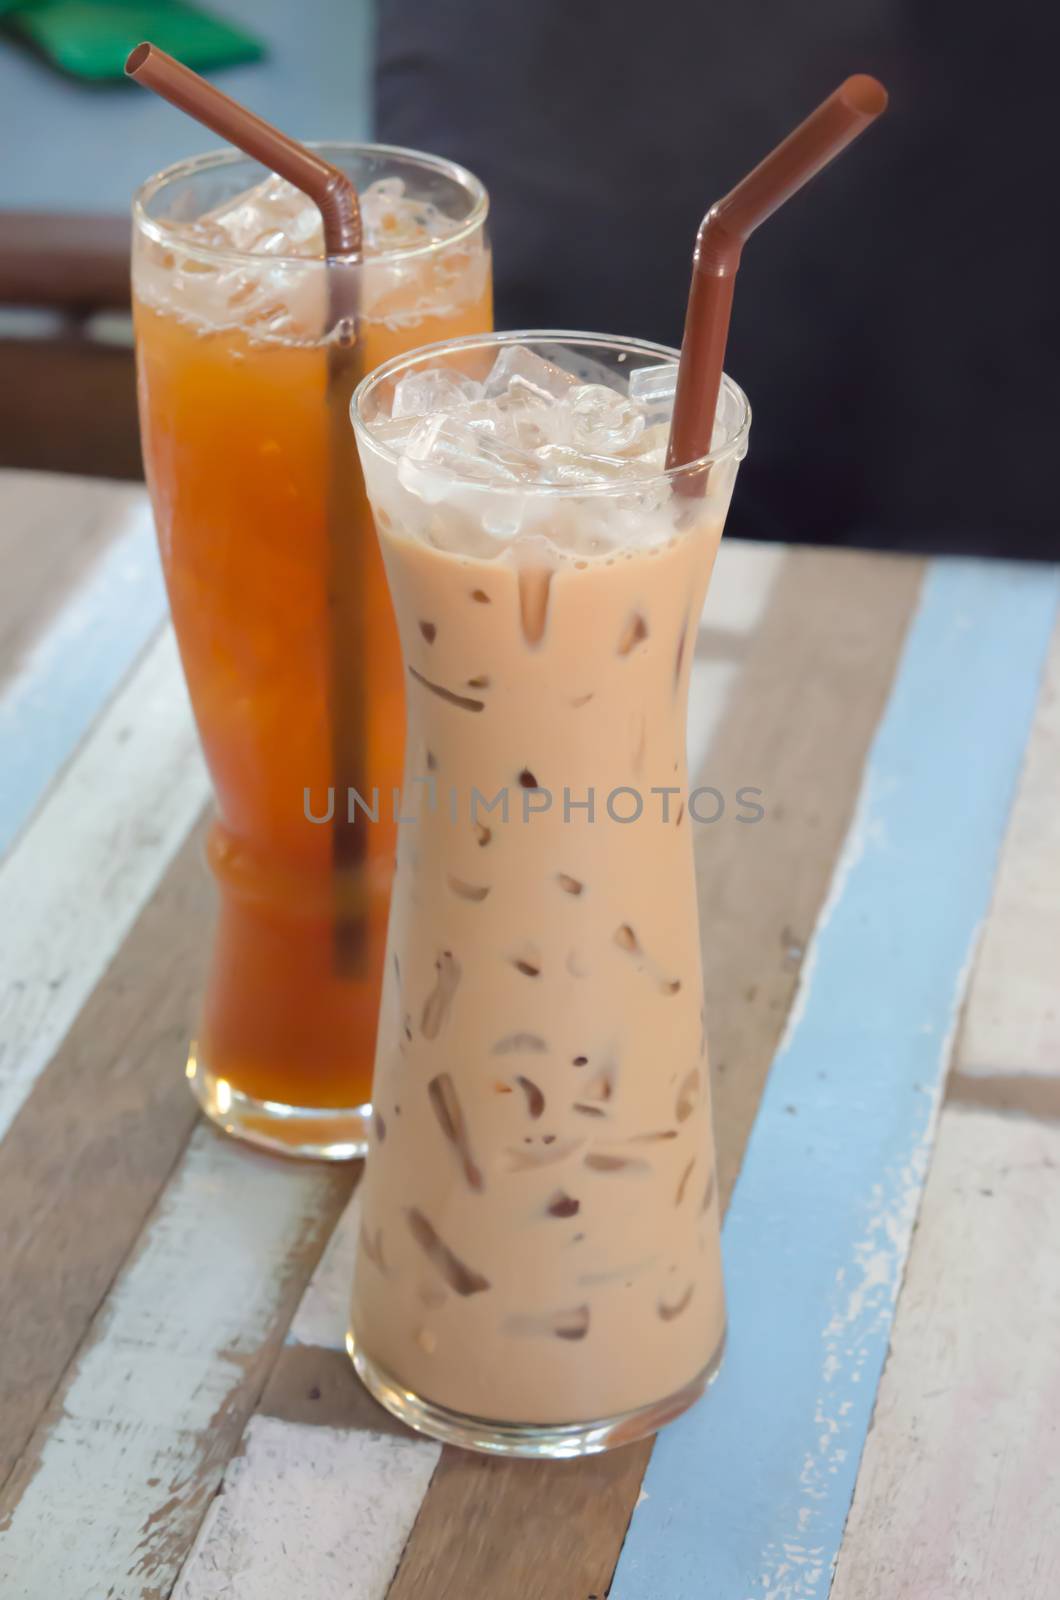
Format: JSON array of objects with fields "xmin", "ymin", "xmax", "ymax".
[{"xmin": 0, "ymin": 213, "xmax": 142, "ymax": 480}]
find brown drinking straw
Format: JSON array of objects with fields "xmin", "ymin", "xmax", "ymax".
[
  {"xmin": 125, "ymin": 44, "xmax": 361, "ymax": 253},
  {"xmin": 667, "ymin": 74, "xmax": 888, "ymax": 482},
  {"xmin": 127, "ymin": 44, "xmax": 372, "ymax": 972}
]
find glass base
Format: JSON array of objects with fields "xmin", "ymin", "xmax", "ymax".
[
  {"xmin": 186, "ymin": 1045, "xmax": 370, "ymax": 1161},
  {"xmin": 346, "ymin": 1325, "xmax": 726, "ymax": 1458}
]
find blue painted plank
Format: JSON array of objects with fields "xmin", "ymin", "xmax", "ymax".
[
  {"xmin": 611, "ymin": 557, "xmax": 1060, "ymax": 1600},
  {"xmin": 0, "ymin": 508, "xmax": 168, "ymax": 858}
]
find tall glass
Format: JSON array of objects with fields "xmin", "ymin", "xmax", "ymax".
[
  {"xmin": 347, "ymin": 332, "xmax": 750, "ymax": 1454},
  {"xmin": 133, "ymin": 146, "xmax": 492, "ymax": 1159}
]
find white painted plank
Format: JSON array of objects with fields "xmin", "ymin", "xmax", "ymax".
[
  {"xmin": 0, "ymin": 470, "xmax": 145, "ymax": 675},
  {"xmin": 172, "ymin": 1415, "xmax": 439, "ymax": 1600},
  {"xmin": 687, "ymin": 660, "xmax": 742, "ymax": 781},
  {"xmin": 287, "ymin": 1191, "xmax": 361, "ymax": 1352},
  {"xmin": 0, "ymin": 1128, "xmax": 338, "ymax": 1600},
  {"xmin": 830, "ymin": 1107, "xmax": 1060, "ymax": 1600},
  {"xmin": 175, "ymin": 1186, "xmax": 444, "ymax": 1600},
  {"xmin": 688, "ymin": 540, "xmax": 783, "ymax": 776},
  {"xmin": 958, "ymin": 618, "xmax": 1060, "ymax": 1075},
  {"xmin": 0, "ymin": 625, "xmax": 208, "ymax": 1143},
  {"xmin": 0, "ymin": 490, "xmax": 169, "ymax": 856},
  {"xmin": 701, "ymin": 537, "xmax": 785, "ymax": 635}
]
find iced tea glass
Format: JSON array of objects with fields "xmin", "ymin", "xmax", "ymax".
[
  {"xmin": 346, "ymin": 332, "xmax": 750, "ymax": 1454},
  {"xmin": 133, "ymin": 146, "xmax": 492, "ymax": 1159}
]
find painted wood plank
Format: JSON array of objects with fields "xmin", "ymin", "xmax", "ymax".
[
  {"xmin": 287, "ymin": 1189, "xmax": 362, "ymax": 1352},
  {"xmin": 0, "ymin": 625, "xmax": 208, "ymax": 1145},
  {"xmin": 831, "ymin": 1105, "xmax": 1060, "ymax": 1600},
  {"xmin": 609, "ymin": 557, "xmax": 1060, "ymax": 1600},
  {"xmin": 390, "ymin": 1447, "xmax": 652, "ymax": 1600},
  {"xmin": 696, "ymin": 547, "xmax": 925, "ymax": 1209},
  {"xmin": 0, "ymin": 1128, "xmax": 354, "ymax": 1600},
  {"xmin": 259, "ymin": 1344, "xmax": 413, "ymax": 1434},
  {"xmin": 700, "ymin": 537, "xmax": 787, "ymax": 634},
  {"xmin": 831, "ymin": 610, "xmax": 1060, "ymax": 1600},
  {"xmin": 0, "ymin": 815, "xmax": 210, "ymax": 1491},
  {"xmin": 171, "ymin": 1416, "xmax": 439, "ymax": 1600},
  {"xmin": 956, "ymin": 616, "xmax": 1060, "ymax": 1078},
  {"xmin": 0, "ymin": 483, "xmax": 168, "ymax": 855},
  {"xmin": 687, "ymin": 539, "xmax": 784, "ymax": 778},
  {"xmin": 384, "ymin": 548, "xmax": 926, "ymax": 1600},
  {"xmin": 172, "ymin": 1183, "xmax": 445, "ymax": 1600},
  {"xmin": 0, "ymin": 470, "xmax": 141, "ymax": 690}
]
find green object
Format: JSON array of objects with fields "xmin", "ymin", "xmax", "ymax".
[{"xmin": 2, "ymin": 0, "xmax": 265, "ymax": 80}]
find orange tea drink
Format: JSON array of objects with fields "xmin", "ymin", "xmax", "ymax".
[
  {"xmin": 132, "ymin": 146, "xmax": 491, "ymax": 1158},
  {"xmin": 347, "ymin": 335, "xmax": 749, "ymax": 1454}
]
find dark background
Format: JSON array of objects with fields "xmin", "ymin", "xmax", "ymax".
[{"xmin": 375, "ymin": 0, "xmax": 1058, "ymax": 559}]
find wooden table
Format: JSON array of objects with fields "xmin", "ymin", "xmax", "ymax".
[{"xmin": 1, "ymin": 469, "xmax": 1058, "ymax": 1600}]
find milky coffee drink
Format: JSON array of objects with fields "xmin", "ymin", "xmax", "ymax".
[{"xmin": 348, "ymin": 333, "xmax": 749, "ymax": 1455}]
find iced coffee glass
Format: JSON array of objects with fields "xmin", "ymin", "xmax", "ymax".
[
  {"xmin": 347, "ymin": 332, "xmax": 750, "ymax": 1455},
  {"xmin": 133, "ymin": 146, "xmax": 491, "ymax": 1159}
]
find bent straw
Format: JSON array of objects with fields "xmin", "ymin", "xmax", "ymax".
[
  {"xmin": 125, "ymin": 43, "xmax": 361, "ymax": 254},
  {"xmin": 127, "ymin": 44, "xmax": 372, "ymax": 972},
  {"xmin": 667, "ymin": 74, "xmax": 888, "ymax": 479}
]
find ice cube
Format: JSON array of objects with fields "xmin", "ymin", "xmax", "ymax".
[
  {"xmin": 402, "ymin": 415, "xmax": 537, "ymax": 486},
  {"xmin": 505, "ymin": 411, "xmax": 560, "ymax": 451},
  {"xmin": 535, "ymin": 445, "xmax": 643, "ymax": 486},
  {"xmin": 183, "ymin": 171, "xmax": 461, "ymax": 268},
  {"xmin": 484, "ymin": 345, "xmax": 578, "ymax": 402},
  {"xmin": 398, "ymin": 453, "xmax": 448, "ymax": 503},
  {"xmin": 504, "ymin": 392, "xmax": 571, "ymax": 450},
  {"xmin": 459, "ymin": 391, "xmax": 568, "ymax": 451},
  {"xmin": 366, "ymin": 177, "xmax": 405, "ymax": 204},
  {"xmin": 372, "ymin": 414, "xmax": 424, "ymax": 450},
  {"xmin": 628, "ymin": 363, "xmax": 677, "ymax": 407},
  {"xmin": 360, "ymin": 176, "xmax": 457, "ymax": 251},
  {"xmin": 482, "ymin": 495, "xmax": 526, "ymax": 538},
  {"xmin": 392, "ymin": 368, "xmax": 485, "ymax": 419},
  {"xmin": 360, "ymin": 178, "xmax": 407, "ymax": 240},
  {"xmin": 459, "ymin": 399, "xmax": 505, "ymax": 438},
  {"xmin": 628, "ymin": 420, "xmax": 671, "ymax": 467},
  {"xmin": 199, "ymin": 175, "xmax": 324, "ymax": 257},
  {"xmin": 569, "ymin": 385, "xmax": 645, "ymax": 454},
  {"xmin": 425, "ymin": 506, "xmax": 509, "ymax": 557}
]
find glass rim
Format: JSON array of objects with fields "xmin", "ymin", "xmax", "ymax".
[
  {"xmin": 132, "ymin": 140, "xmax": 490, "ymax": 270},
  {"xmin": 351, "ymin": 330, "xmax": 751, "ymax": 498}
]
